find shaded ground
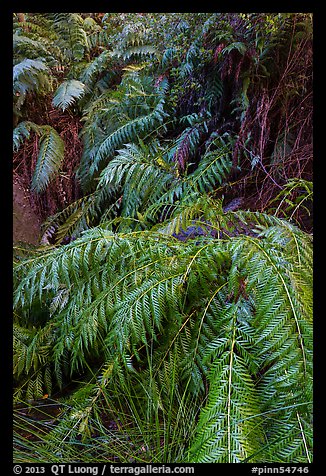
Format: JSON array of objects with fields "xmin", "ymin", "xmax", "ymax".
[{"xmin": 13, "ymin": 178, "xmax": 41, "ymax": 245}]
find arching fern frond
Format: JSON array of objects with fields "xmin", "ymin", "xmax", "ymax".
[
  {"xmin": 187, "ymin": 218, "xmax": 312, "ymax": 463},
  {"xmin": 40, "ymin": 183, "xmax": 120, "ymax": 244},
  {"xmin": 13, "ymin": 58, "xmax": 49, "ymax": 83},
  {"xmin": 13, "ymin": 322, "xmax": 54, "ymax": 402},
  {"xmin": 77, "ymin": 73, "xmax": 169, "ymax": 189},
  {"xmin": 13, "ymin": 214, "xmax": 312, "ymax": 461},
  {"xmin": 97, "ymin": 141, "xmax": 175, "ymax": 221},
  {"xmin": 188, "ymin": 133, "xmax": 233, "ymax": 193},
  {"xmin": 13, "ymin": 58, "xmax": 52, "ymax": 109},
  {"xmin": 79, "ymin": 50, "xmax": 113, "ymax": 88},
  {"xmin": 13, "ymin": 121, "xmax": 65, "ymax": 194},
  {"xmin": 92, "ymin": 102, "xmax": 167, "ymax": 171},
  {"xmin": 172, "ymin": 116, "xmax": 207, "ymax": 172},
  {"xmin": 13, "ymin": 33, "xmax": 52, "ymax": 60},
  {"xmin": 13, "ymin": 120, "xmax": 43, "ymax": 152},
  {"xmin": 113, "ymin": 44, "xmax": 157, "ymax": 61},
  {"xmin": 161, "ymin": 47, "xmax": 179, "ymax": 69},
  {"xmin": 189, "ymin": 301, "xmax": 264, "ymax": 463},
  {"xmin": 204, "ymin": 66, "xmax": 224, "ymax": 112},
  {"xmin": 112, "ymin": 21, "xmax": 157, "ymax": 63},
  {"xmin": 145, "ymin": 133, "xmax": 233, "ymax": 223}
]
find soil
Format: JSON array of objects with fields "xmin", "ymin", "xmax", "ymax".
[{"xmin": 13, "ymin": 177, "xmax": 42, "ymax": 245}]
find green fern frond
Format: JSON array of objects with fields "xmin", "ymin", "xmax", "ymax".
[
  {"xmin": 13, "ymin": 58, "xmax": 49, "ymax": 82},
  {"xmin": 205, "ymin": 67, "xmax": 224, "ymax": 111},
  {"xmin": 13, "ymin": 120, "xmax": 43, "ymax": 152},
  {"xmin": 13, "ymin": 58, "xmax": 52, "ymax": 109},
  {"xmin": 31, "ymin": 126, "xmax": 65, "ymax": 193},
  {"xmin": 77, "ymin": 73, "xmax": 169, "ymax": 190},
  {"xmin": 161, "ymin": 47, "xmax": 179, "ymax": 69},
  {"xmin": 79, "ymin": 50, "xmax": 113, "ymax": 88},
  {"xmin": 87, "ymin": 29, "xmax": 111, "ymax": 50},
  {"xmin": 189, "ymin": 302, "xmax": 264, "ymax": 463},
  {"xmin": 13, "ymin": 12, "xmax": 313, "ymax": 463},
  {"xmin": 88, "ymin": 99, "xmax": 168, "ymax": 182},
  {"xmin": 173, "ymin": 124, "xmax": 202, "ymax": 172},
  {"xmin": 189, "ymin": 134, "xmax": 233, "ymax": 193},
  {"xmin": 13, "ymin": 33, "xmax": 51, "ymax": 59},
  {"xmin": 13, "ymin": 214, "xmax": 312, "ymax": 461},
  {"xmin": 113, "ymin": 45, "xmax": 157, "ymax": 61},
  {"xmin": 112, "ymin": 21, "xmax": 157, "ymax": 62},
  {"xmin": 145, "ymin": 134, "xmax": 233, "ymax": 223},
  {"xmin": 222, "ymin": 41, "xmax": 247, "ymax": 55},
  {"xmin": 13, "ymin": 17, "xmax": 57, "ymax": 43},
  {"xmin": 52, "ymin": 80, "xmax": 87, "ymax": 111},
  {"xmin": 49, "ymin": 13, "xmax": 88, "ymax": 62},
  {"xmin": 13, "ymin": 322, "xmax": 54, "ymax": 402},
  {"xmin": 98, "ymin": 141, "xmax": 175, "ymax": 220}
]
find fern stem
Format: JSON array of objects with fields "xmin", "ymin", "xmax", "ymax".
[
  {"xmin": 296, "ymin": 411, "xmax": 311, "ymax": 463},
  {"xmin": 227, "ymin": 309, "xmax": 237, "ymax": 463},
  {"xmin": 284, "ymin": 369, "xmax": 311, "ymax": 463},
  {"xmin": 193, "ymin": 282, "xmax": 228, "ymax": 360}
]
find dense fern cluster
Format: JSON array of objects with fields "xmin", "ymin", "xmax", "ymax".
[
  {"xmin": 13, "ymin": 13, "xmax": 313, "ymax": 463},
  {"xmin": 13, "ymin": 12, "xmax": 312, "ymax": 235},
  {"xmin": 13, "ymin": 204, "xmax": 312, "ymax": 462}
]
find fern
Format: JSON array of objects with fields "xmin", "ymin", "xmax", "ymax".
[
  {"xmin": 172, "ymin": 113, "xmax": 209, "ymax": 172},
  {"xmin": 188, "ymin": 133, "xmax": 233, "ymax": 192},
  {"xmin": 145, "ymin": 133, "xmax": 233, "ymax": 223},
  {"xmin": 112, "ymin": 21, "xmax": 157, "ymax": 62},
  {"xmin": 189, "ymin": 301, "xmax": 264, "ymax": 463},
  {"xmin": 31, "ymin": 126, "xmax": 65, "ymax": 193},
  {"xmin": 79, "ymin": 50, "xmax": 113, "ymax": 88},
  {"xmin": 13, "ymin": 58, "xmax": 52, "ymax": 109},
  {"xmin": 113, "ymin": 44, "xmax": 157, "ymax": 61},
  {"xmin": 52, "ymin": 79, "xmax": 87, "ymax": 111},
  {"xmin": 13, "ymin": 121, "xmax": 42, "ymax": 152},
  {"xmin": 13, "ymin": 34, "xmax": 52, "ymax": 60},
  {"xmin": 188, "ymin": 220, "xmax": 312, "ymax": 462},
  {"xmin": 14, "ymin": 214, "xmax": 312, "ymax": 462},
  {"xmin": 13, "ymin": 121, "xmax": 65, "ymax": 193},
  {"xmin": 204, "ymin": 66, "xmax": 224, "ymax": 112},
  {"xmin": 161, "ymin": 47, "xmax": 179, "ymax": 69},
  {"xmin": 13, "ymin": 58, "xmax": 49, "ymax": 83},
  {"xmin": 13, "ymin": 15, "xmax": 57, "ymax": 44},
  {"xmin": 222, "ymin": 41, "xmax": 247, "ymax": 55},
  {"xmin": 13, "ymin": 13, "xmax": 313, "ymax": 464},
  {"xmin": 97, "ymin": 141, "xmax": 175, "ymax": 221},
  {"xmin": 93, "ymin": 103, "xmax": 166, "ymax": 168},
  {"xmin": 77, "ymin": 72, "xmax": 169, "ymax": 189},
  {"xmin": 13, "ymin": 323, "xmax": 54, "ymax": 402},
  {"xmin": 48, "ymin": 13, "xmax": 88, "ymax": 62}
]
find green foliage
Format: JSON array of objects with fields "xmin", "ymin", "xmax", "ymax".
[
  {"xmin": 13, "ymin": 12, "xmax": 313, "ymax": 464},
  {"xmin": 13, "ymin": 58, "xmax": 52, "ymax": 110},
  {"xmin": 76, "ymin": 70, "xmax": 169, "ymax": 190},
  {"xmin": 30, "ymin": 127, "xmax": 65, "ymax": 193},
  {"xmin": 13, "ymin": 208, "xmax": 312, "ymax": 462},
  {"xmin": 13, "ymin": 121, "xmax": 65, "ymax": 193},
  {"xmin": 267, "ymin": 179, "xmax": 313, "ymax": 228},
  {"xmin": 97, "ymin": 140, "xmax": 174, "ymax": 221},
  {"xmin": 52, "ymin": 80, "xmax": 87, "ymax": 111},
  {"xmin": 13, "ymin": 13, "xmax": 91, "ymax": 193},
  {"xmin": 111, "ymin": 20, "xmax": 158, "ymax": 62},
  {"xmin": 48, "ymin": 13, "xmax": 88, "ymax": 62},
  {"xmin": 13, "ymin": 33, "xmax": 53, "ymax": 62},
  {"xmin": 13, "ymin": 120, "xmax": 42, "ymax": 151}
]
